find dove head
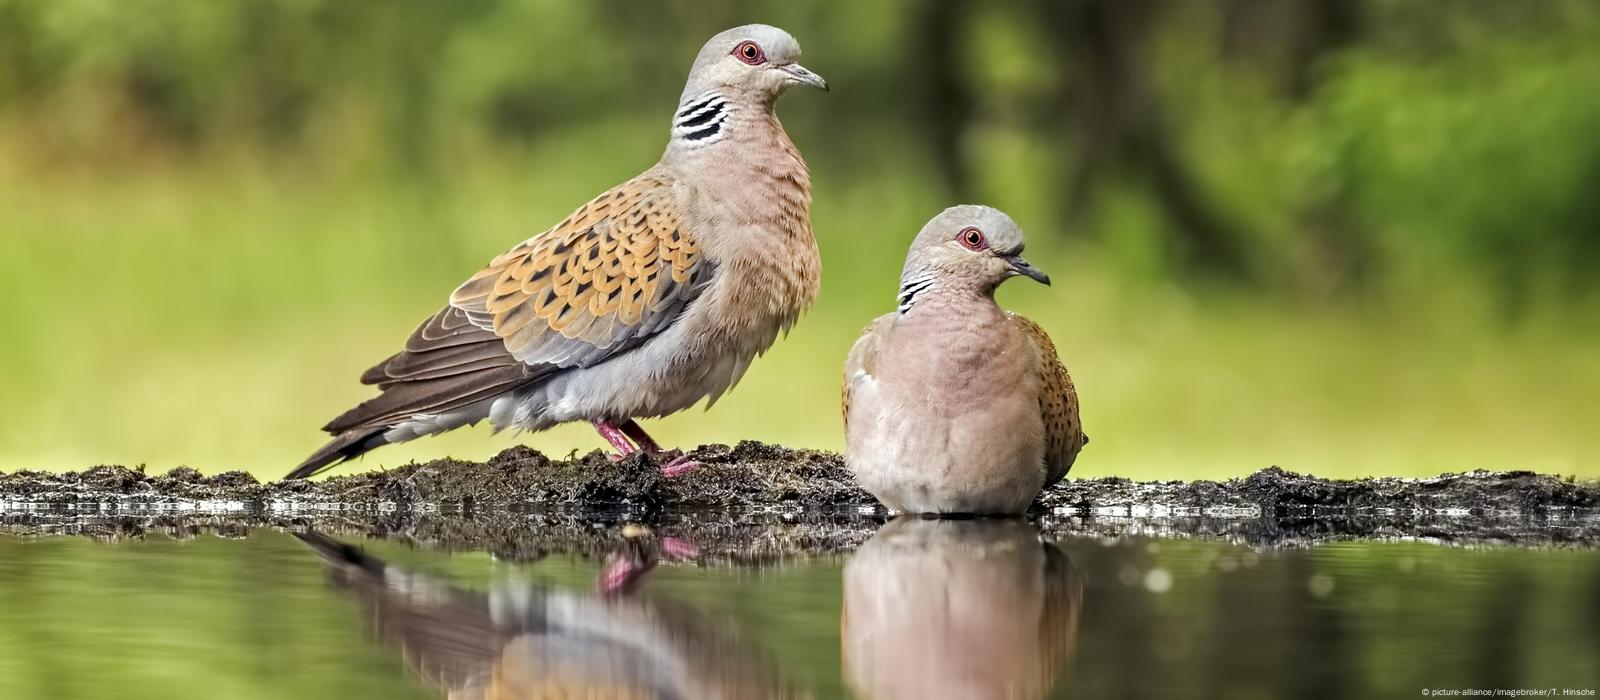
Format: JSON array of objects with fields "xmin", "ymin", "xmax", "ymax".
[
  {"xmin": 680, "ymin": 25, "xmax": 827, "ymax": 105},
  {"xmin": 896, "ymin": 205, "xmax": 1051, "ymax": 313}
]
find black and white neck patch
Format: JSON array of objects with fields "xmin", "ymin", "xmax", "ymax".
[
  {"xmin": 897, "ymin": 273, "xmax": 936, "ymax": 313},
  {"xmin": 672, "ymin": 91, "xmax": 730, "ymax": 146}
]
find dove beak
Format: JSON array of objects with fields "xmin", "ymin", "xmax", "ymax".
[
  {"xmin": 1004, "ymin": 255, "xmax": 1051, "ymax": 286},
  {"xmin": 780, "ymin": 63, "xmax": 828, "ymax": 91}
]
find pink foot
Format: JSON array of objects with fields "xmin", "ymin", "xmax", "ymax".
[
  {"xmin": 658, "ymin": 453, "xmax": 700, "ymax": 478},
  {"xmin": 591, "ymin": 419, "xmax": 699, "ymax": 475}
]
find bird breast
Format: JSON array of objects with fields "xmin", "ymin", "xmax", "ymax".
[
  {"xmin": 682, "ymin": 109, "xmax": 819, "ymax": 343},
  {"xmin": 881, "ymin": 304, "xmax": 1035, "ymax": 414}
]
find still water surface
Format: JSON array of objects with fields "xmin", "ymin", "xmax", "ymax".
[{"xmin": 0, "ymin": 518, "xmax": 1596, "ymax": 699}]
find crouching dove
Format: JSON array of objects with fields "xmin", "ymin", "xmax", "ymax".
[
  {"xmin": 287, "ymin": 25, "xmax": 826, "ymax": 480},
  {"xmin": 842, "ymin": 206, "xmax": 1086, "ymax": 514}
]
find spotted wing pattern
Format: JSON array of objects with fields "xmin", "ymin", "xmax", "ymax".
[
  {"xmin": 1011, "ymin": 315, "xmax": 1084, "ymax": 485},
  {"xmin": 449, "ymin": 172, "xmax": 708, "ymax": 368},
  {"xmin": 324, "ymin": 172, "xmax": 709, "ymax": 440}
]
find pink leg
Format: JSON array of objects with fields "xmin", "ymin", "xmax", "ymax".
[
  {"xmin": 618, "ymin": 420, "xmax": 662, "ymax": 452},
  {"xmin": 617, "ymin": 419, "xmax": 700, "ymax": 477},
  {"xmin": 598, "ymin": 555, "xmax": 653, "ymax": 598},
  {"xmin": 591, "ymin": 419, "xmax": 639, "ymax": 459},
  {"xmin": 595, "ymin": 531, "xmax": 701, "ymax": 597}
]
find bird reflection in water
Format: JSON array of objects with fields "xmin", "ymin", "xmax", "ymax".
[
  {"xmin": 843, "ymin": 518, "xmax": 1083, "ymax": 699},
  {"xmin": 296, "ymin": 529, "xmax": 800, "ymax": 700}
]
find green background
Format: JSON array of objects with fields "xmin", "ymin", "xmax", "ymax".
[{"xmin": 2, "ymin": 0, "xmax": 1597, "ymax": 480}]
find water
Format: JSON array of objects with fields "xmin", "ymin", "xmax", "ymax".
[{"xmin": 1, "ymin": 518, "xmax": 1596, "ymax": 699}]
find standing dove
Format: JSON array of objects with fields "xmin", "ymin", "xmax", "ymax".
[
  {"xmin": 842, "ymin": 205, "xmax": 1086, "ymax": 514},
  {"xmin": 288, "ymin": 25, "xmax": 826, "ymax": 479}
]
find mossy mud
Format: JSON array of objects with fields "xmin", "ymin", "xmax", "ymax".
[{"xmin": 3, "ymin": 441, "xmax": 1598, "ymax": 552}]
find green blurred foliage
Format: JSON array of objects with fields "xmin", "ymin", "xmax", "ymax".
[{"xmin": 0, "ymin": 0, "xmax": 1597, "ymax": 478}]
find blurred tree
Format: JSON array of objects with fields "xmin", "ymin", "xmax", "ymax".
[
  {"xmin": 1220, "ymin": 0, "xmax": 1363, "ymax": 102},
  {"xmin": 2, "ymin": 0, "xmax": 1599, "ymax": 303},
  {"xmin": 1027, "ymin": 0, "xmax": 1254, "ymax": 279},
  {"xmin": 906, "ymin": 0, "xmax": 977, "ymax": 199},
  {"xmin": 1221, "ymin": 0, "xmax": 1372, "ymax": 296}
]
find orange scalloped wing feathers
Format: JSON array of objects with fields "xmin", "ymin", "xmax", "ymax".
[
  {"xmin": 450, "ymin": 173, "xmax": 709, "ymax": 369},
  {"xmin": 1011, "ymin": 315, "xmax": 1084, "ymax": 485}
]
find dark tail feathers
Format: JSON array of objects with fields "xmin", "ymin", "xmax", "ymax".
[{"xmin": 285, "ymin": 429, "xmax": 388, "ymax": 480}]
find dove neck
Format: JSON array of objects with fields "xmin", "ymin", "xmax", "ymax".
[
  {"xmin": 661, "ymin": 89, "xmax": 811, "ymax": 253},
  {"xmin": 665, "ymin": 89, "xmax": 785, "ymax": 154},
  {"xmin": 896, "ymin": 273, "xmax": 1001, "ymax": 316}
]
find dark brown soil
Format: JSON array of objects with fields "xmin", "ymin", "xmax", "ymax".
[{"xmin": 3, "ymin": 442, "xmax": 1597, "ymax": 549}]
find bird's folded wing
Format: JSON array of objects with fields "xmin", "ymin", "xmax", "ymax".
[
  {"xmin": 328, "ymin": 172, "xmax": 710, "ymax": 434},
  {"xmin": 842, "ymin": 314, "xmax": 894, "ymax": 429},
  {"xmin": 1010, "ymin": 315, "xmax": 1084, "ymax": 485},
  {"xmin": 449, "ymin": 171, "xmax": 709, "ymax": 368}
]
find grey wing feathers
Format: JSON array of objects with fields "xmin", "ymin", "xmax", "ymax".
[
  {"xmin": 326, "ymin": 306, "xmax": 539, "ymax": 435},
  {"xmin": 842, "ymin": 314, "xmax": 894, "ymax": 429}
]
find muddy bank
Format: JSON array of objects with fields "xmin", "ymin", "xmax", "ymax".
[
  {"xmin": 4, "ymin": 442, "xmax": 1599, "ymax": 547},
  {"xmin": 5, "ymin": 441, "xmax": 1598, "ymax": 513},
  {"xmin": 0, "ymin": 442, "xmax": 864, "ymax": 511}
]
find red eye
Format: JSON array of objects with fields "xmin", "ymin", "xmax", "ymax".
[
  {"xmin": 957, "ymin": 227, "xmax": 987, "ymax": 250},
  {"xmin": 733, "ymin": 40, "xmax": 766, "ymax": 65}
]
